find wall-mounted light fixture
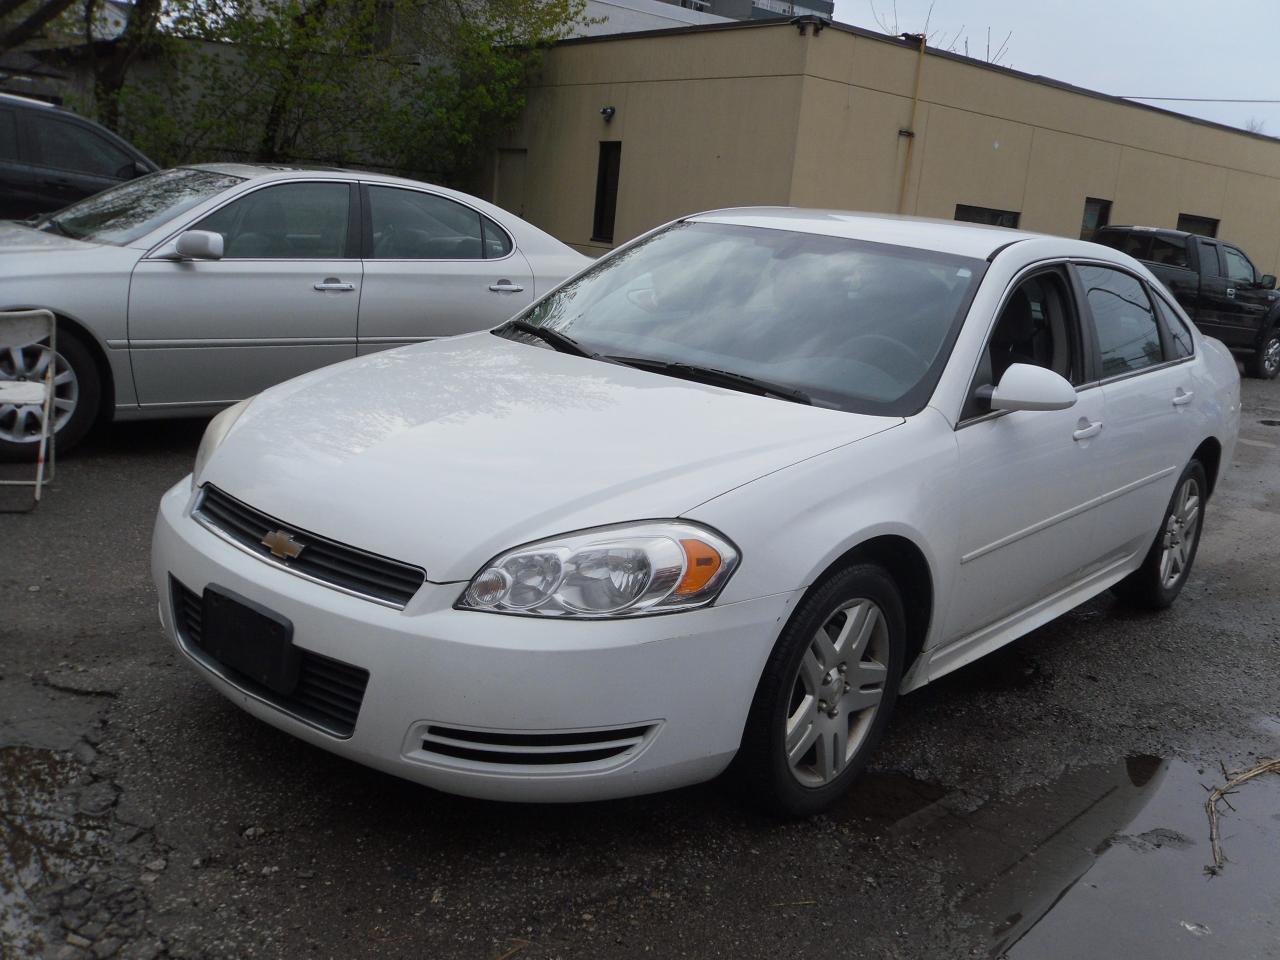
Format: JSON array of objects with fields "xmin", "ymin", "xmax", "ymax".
[{"xmin": 600, "ymin": 105, "xmax": 616, "ymax": 122}]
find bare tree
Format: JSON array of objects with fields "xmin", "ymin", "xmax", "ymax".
[
  {"xmin": 867, "ymin": 0, "xmax": 1011, "ymax": 66},
  {"xmin": 1245, "ymin": 117, "xmax": 1267, "ymax": 134}
]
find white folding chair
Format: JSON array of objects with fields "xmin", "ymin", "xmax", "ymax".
[{"xmin": 0, "ymin": 309, "xmax": 57, "ymax": 509}]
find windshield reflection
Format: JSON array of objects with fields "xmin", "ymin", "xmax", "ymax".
[
  {"xmin": 500, "ymin": 221, "xmax": 985, "ymax": 417},
  {"xmin": 34, "ymin": 168, "xmax": 244, "ymax": 245}
]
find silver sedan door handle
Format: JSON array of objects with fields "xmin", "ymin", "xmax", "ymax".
[
  {"xmin": 1073, "ymin": 418, "xmax": 1103, "ymax": 441},
  {"xmin": 314, "ymin": 278, "xmax": 355, "ymax": 291},
  {"xmin": 488, "ymin": 280, "xmax": 525, "ymax": 293},
  {"xmin": 1172, "ymin": 388, "xmax": 1195, "ymax": 406}
]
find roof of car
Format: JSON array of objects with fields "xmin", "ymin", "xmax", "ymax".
[
  {"xmin": 689, "ymin": 208, "xmax": 1058, "ymax": 260},
  {"xmin": 183, "ymin": 162, "xmax": 444, "ymax": 189},
  {"xmin": 0, "ymin": 91, "xmax": 61, "ymax": 109}
]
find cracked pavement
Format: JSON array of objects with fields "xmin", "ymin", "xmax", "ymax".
[{"xmin": 2, "ymin": 380, "xmax": 1279, "ymax": 960}]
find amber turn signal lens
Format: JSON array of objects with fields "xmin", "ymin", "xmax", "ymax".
[{"xmin": 675, "ymin": 539, "xmax": 723, "ymax": 595}]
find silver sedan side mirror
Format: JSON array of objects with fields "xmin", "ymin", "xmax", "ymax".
[
  {"xmin": 175, "ymin": 230, "xmax": 224, "ymax": 261},
  {"xmin": 988, "ymin": 363, "xmax": 1077, "ymax": 412}
]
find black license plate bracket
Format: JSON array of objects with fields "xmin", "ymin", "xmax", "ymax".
[{"xmin": 201, "ymin": 586, "xmax": 299, "ymax": 695}]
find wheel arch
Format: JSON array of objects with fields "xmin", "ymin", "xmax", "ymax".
[
  {"xmin": 1193, "ymin": 436, "xmax": 1222, "ymax": 498},
  {"xmin": 805, "ymin": 533, "xmax": 934, "ymax": 678}
]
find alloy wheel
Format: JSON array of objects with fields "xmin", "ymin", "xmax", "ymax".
[
  {"xmin": 0, "ymin": 343, "xmax": 78, "ymax": 444},
  {"xmin": 1160, "ymin": 476, "xmax": 1201, "ymax": 590},
  {"xmin": 784, "ymin": 598, "xmax": 890, "ymax": 787},
  {"xmin": 1265, "ymin": 336, "xmax": 1280, "ymax": 377}
]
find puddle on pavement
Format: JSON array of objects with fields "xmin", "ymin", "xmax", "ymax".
[
  {"xmin": 841, "ymin": 756, "xmax": 1280, "ymax": 957},
  {"xmin": 0, "ymin": 745, "xmax": 109, "ymax": 954}
]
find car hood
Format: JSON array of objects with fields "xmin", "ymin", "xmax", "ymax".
[
  {"xmin": 0, "ymin": 221, "xmax": 101, "ymax": 253},
  {"xmin": 202, "ymin": 334, "xmax": 901, "ymax": 583}
]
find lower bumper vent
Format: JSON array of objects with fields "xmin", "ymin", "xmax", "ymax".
[
  {"xmin": 421, "ymin": 723, "xmax": 655, "ymax": 768},
  {"xmin": 171, "ymin": 577, "xmax": 369, "ymax": 738}
]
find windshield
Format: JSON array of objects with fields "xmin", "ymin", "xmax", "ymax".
[
  {"xmin": 33, "ymin": 168, "xmax": 244, "ymax": 245},
  {"xmin": 499, "ymin": 221, "xmax": 986, "ymax": 416}
]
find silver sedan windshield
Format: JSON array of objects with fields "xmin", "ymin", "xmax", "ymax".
[
  {"xmin": 503, "ymin": 221, "xmax": 985, "ymax": 415},
  {"xmin": 35, "ymin": 168, "xmax": 244, "ymax": 245}
]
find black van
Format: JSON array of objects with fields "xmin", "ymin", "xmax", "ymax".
[{"xmin": 0, "ymin": 92, "xmax": 157, "ymax": 220}]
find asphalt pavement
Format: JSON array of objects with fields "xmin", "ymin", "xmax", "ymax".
[{"xmin": 2, "ymin": 379, "xmax": 1279, "ymax": 960}]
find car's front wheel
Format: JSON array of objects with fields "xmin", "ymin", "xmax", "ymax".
[
  {"xmin": 1246, "ymin": 326, "xmax": 1280, "ymax": 379},
  {"xmin": 1112, "ymin": 459, "xmax": 1207, "ymax": 609},
  {"xmin": 0, "ymin": 323, "xmax": 101, "ymax": 461},
  {"xmin": 736, "ymin": 563, "xmax": 906, "ymax": 817}
]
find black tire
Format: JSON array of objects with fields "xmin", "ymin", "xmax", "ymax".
[
  {"xmin": 734, "ymin": 563, "xmax": 906, "ymax": 818},
  {"xmin": 0, "ymin": 322, "xmax": 102, "ymax": 462},
  {"xmin": 1112, "ymin": 459, "xmax": 1207, "ymax": 610},
  {"xmin": 1246, "ymin": 325, "xmax": 1280, "ymax": 379}
]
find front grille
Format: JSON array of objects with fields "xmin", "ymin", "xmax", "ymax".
[
  {"xmin": 195, "ymin": 485, "xmax": 425, "ymax": 608},
  {"xmin": 420, "ymin": 723, "xmax": 655, "ymax": 768},
  {"xmin": 171, "ymin": 577, "xmax": 369, "ymax": 738}
]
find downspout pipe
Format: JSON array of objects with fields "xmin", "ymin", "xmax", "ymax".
[{"xmin": 897, "ymin": 32, "xmax": 926, "ymax": 214}]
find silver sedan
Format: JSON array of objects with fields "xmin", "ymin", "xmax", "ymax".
[{"xmin": 0, "ymin": 164, "xmax": 589, "ymax": 457}]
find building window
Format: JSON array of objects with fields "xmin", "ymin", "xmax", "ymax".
[
  {"xmin": 1177, "ymin": 213, "xmax": 1219, "ymax": 237},
  {"xmin": 955, "ymin": 204, "xmax": 1020, "ymax": 229},
  {"xmin": 592, "ymin": 141, "xmax": 622, "ymax": 244},
  {"xmin": 1080, "ymin": 197, "xmax": 1111, "ymax": 241}
]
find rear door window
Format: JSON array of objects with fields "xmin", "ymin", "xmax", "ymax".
[
  {"xmin": 1148, "ymin": 236, "xmax": 1188, "ymax": 268},
  {"xmin": 1198, "ymin": 242, "xmax": 1222, "ymax": 277},
  {"xmin": 1152, "ymin": 293, "xmax": 1194, "ymax": 359},
  {"xmin": 1077, "ymin": 264, "xmax": 1165, "ymax": 377},
  {"xmin": 367, "ymin": 186, "xmax": 486, "ymax": 259}
]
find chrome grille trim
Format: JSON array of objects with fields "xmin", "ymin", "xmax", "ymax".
[{"xmin": 193, "ymin": 485, "xmax": 426, "ymax": 609}]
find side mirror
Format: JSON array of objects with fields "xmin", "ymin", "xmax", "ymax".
[
  {"xmin": 985, "ymin": 363, "xmax": 1077, "ymax": 413},
  {"xmin": 1261, "ymin": 274, "xmax": 1276, "ymax": 290},
  {"xmin": 174, "ymin": 230, "xmax": 224, "ymax": 261}
]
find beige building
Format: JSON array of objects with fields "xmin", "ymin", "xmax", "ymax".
[{"xmin": 492, "ymin": 18, "xmax": 1280, "ymax": 273}]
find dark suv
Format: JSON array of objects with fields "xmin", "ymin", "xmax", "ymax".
[
  {"xmin": 0, "ymin": 92, "xmax": 157, "ymax": 220},
  {"xmin": 1094, "ymin": 225, "xmax": 1280, "ymax": 378}
]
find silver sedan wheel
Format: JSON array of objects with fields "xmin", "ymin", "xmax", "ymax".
[
  {"xmin": 0, "ymin": 343, "xmax": 78, "ymax": 444},
  {"xmin": 785, "ymin": 598, "xmax": 890, "ymax": 788},
  {"xmin": 1160, "ymin": 475, "xmax": 1201, "ymax": 590}
]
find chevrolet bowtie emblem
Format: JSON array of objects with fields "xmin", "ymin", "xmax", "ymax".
[{"xmin": 261, "ymin": 529, "xmax": 304, "ymax": 560}]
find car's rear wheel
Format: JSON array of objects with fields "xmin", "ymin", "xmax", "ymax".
[
  {"xmin": 1246, "ymin": 327, "xmax": 1280, "ymax": 379},
  {"xmin": 0, "ymin": 324, "xmax": 100, "ymax": 461},
  {"xmin": 1112, "ymin": 459, "xmax": 1207, "ymax": 609},
  {"xmin": 735, "ymin": 563, "xmax": 906, "ymax": 817}
]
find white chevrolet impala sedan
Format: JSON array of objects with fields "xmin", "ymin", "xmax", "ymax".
[{"xmin": 152, "ymin": 210, "xmax": 1240, "ymax": 815}]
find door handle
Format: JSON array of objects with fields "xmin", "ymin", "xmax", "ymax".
[
  {"xmin": 1073, "ymin": 418, "xmax": 1103, "ymax": 441},
  {"xmin": 314, "ymin": 278, "xmax": 355, "ymax": 291},
  {"xmin": 1226, "ymin": 287, "xmax": 1236, "ymax": 299},
  {"xmin": 488, "ymin": 280, "xmax": 525, "ymax": 293},
  {"xmin": 1172, "ymin": 388, "xmax": 1195, "ymax": 406}
]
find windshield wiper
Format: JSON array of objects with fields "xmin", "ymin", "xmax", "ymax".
[
  {"xmin": 40, "ymin": 217, "xmax": 75, "ymax": 238},
  {"xmin": 607, "ymin": 356, "xmax": 812, "ymax": 405},
  {"xmin": 507, "ymin": 319, "xmax": 599, "ymax": 360}
]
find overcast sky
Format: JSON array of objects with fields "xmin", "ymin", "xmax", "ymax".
[{"xmin": 829, "ymin": 0, "xmax": 1278, "ymax": 136}]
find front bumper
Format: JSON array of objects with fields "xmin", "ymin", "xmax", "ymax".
[{"xmin": 151, "ymin": 480, "xmax": 797, "ymax": 802}]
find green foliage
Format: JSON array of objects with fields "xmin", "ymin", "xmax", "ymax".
[{"xmin": 94, "ymin": 0, "xmax": 585, "ymax": 182}]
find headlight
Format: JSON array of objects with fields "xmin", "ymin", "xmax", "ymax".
[
  {"xmin": 191, "ymin": 397, "xmax": 253, "ymax": 488},
  {"xmin": 458, "ymin": 521, "xmax": 739, "ymax": 618}
]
